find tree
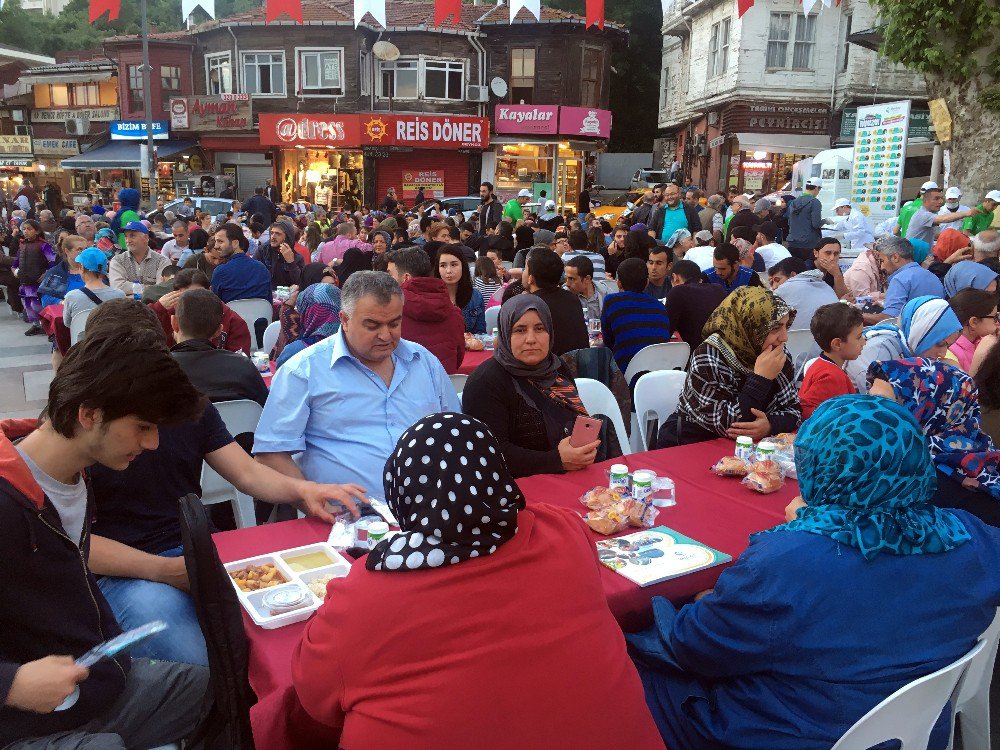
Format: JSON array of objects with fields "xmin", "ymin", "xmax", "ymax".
[{"xmin": 871, "ymin": 0, "xmax": 1000, "ymax": 201}]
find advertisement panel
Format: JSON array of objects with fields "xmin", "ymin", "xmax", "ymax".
[
  {"xmin": 110, "ymin": 120, "xmax": 169, "ymax": 140},
  {"xmin": 558, "ymin": 107, "xmax": 612, "ymax": 139},
  {"xmin": 852, "ymin": 99, "xmax": 911, "ymax": 224},
  {"xmin": 401, "ymin": 169, "xmax": 445, "ymax": 202},
  {"xmin": 0, "ymin": 135, "xmax": 32, "ymax": 155},
  {"xmin": 170, "ymin": 95, "xmax": 251, "ymax": 131},
  {"xmin": 494, "ymin": 105, "xmax": 559, "ymax": 135}
]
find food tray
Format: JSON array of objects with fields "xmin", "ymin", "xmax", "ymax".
[{"xmin": 224, "ymin": 542, "xmax": 351, "ymax": 629}]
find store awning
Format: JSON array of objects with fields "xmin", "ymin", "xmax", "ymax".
[
  {"xmin": 20, "ymin": 70, "xmax": 115, "ymax": 85},
  {"xmin": 734, "ymin": 133, "xmax": 831, "ymax": 156},
  {"xmin": 60, "ymin": 139, "xmax": 198, "ymax": 169}
]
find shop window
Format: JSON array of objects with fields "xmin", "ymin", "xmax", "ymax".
[
  {"xmin": 424, "ymin": 60, "xmax": 464, "ymax": 100},
  {"xmin": 708, "ymin": 18, "xmax": 731, "ymax": 79},
  {"xmin": 767, "ymin": 13, "xmax": 815, "ymax": 70},
  {"xmin": 47, "ymin": 84, "xmax": 69, "ymax": 107},
  {"xmin": 510, "ymin": 47, "xmax": 535, "ymax": 104},
  {"xmin": 377, "ymin": 57, "xmax": 466, "ymax": 101},
  {"xmin": 296, "ymin": 49, "xmax": 344, "ymax": 97},
  {"xmin": 161, "ymin": 65, "xmax": 182, "ymax": 109},
  {"xmin": 71, "ymin": 83, "xmax": 100, "ymax": 107},
  {"xmin": 495, "ymin": 143, "xmax": 554, "ymax": 195},
  {"xmin": 379, "ymin": 59, "xmax": 419, "ymax": 100},
  {"xmin": 206, "ymin": 52, "xmax": 232, "ymax": 95},
  {"xmin": 581, "ymin": 47, "xmax": 603, "ymax": 108},
  {"xmin": 242, "ymin": 51, "xmax": 285, "ymax": 96},
  {"xmin": 128, "ymin": 65, "xmax": 143, "ymax": 110}
]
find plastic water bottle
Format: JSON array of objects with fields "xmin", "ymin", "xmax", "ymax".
[
  {"xmin": 132, "ymin": 282, "xmax": 142, "ymax": 301},
  {"xmin": 653, "ymin": 477, "xmax": 676, "ymax": 508}
]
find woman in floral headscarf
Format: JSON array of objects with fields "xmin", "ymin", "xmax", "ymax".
[
  {"xmin": 656, "ymin": 286, "xmax": 801, "ymax": 447},
  {"xmin": 275, "ymin": 282, "xmax": 341, "ymax": 369},
  {"xmin": 632, "ymin": 395, "xmax": 1000, "ymax": 750}
]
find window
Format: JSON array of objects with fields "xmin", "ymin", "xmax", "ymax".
[
  {"xmin": 380, "ymin": 59, "xmax": 419, "ymax": 99},
  {"xmin": 359, "ymin": 49, "xmax": 371, "ymax": 96},
  {"xmin": 841, "ymin": 14, "xmax": 852, "ymax": 72},
  {"xmin": 161, "ymin": 65, "xmax": 181, "ymax": 108},
  {"xmin": 127, "ymin": 65, "xmax": 143, "ymax": 110},
  {"xmin": 661, "ymin": 66, "xmax": 669, "ymax": 109},
  {"xmin": 707, "ymin": 18, "xmax": 730, "ymax": 78},
  {"xmin": 719, "ymin": 18, "xmax": 730, "ymax": 75},
  {"xmin": 47, "ymin": 84, "xmax": 69, "ymax": 107},
  {"xmin": 241, "ymin": 51, "xmax": 285, "ymax": 96},
  {"xmin": 296, "ymin": 49, "xmax": 344, "ymax": 96},
  {"xmin": 424, "ymin": 60, "xmax": 464, "ymax": 100},
  {"xmin": 581, "ymin": 47, "xmax": 603, "ymax": 108},
  {"xmin": 71, "ymin": 82, "xmax": 100, "ymax": 107},
  {"xmin": 766, "ymin": 13, "xmax": 814, "ymax": 70},
  {"xmin": 205, "ymin": 52, "xmax": 232, "ymax": 95},
  {"xmin": 510, "ymin": 47, "xmax": 535, "ymax": 103}
]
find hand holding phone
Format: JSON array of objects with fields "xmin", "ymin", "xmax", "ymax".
[{"xmin": 570, "ymin": 415, "xmax": 602, "ymax": 448}]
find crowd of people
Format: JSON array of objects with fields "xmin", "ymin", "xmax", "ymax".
[{"xmin": 2, "ymin": 173, "xmax": 1000, "ymax": 749}]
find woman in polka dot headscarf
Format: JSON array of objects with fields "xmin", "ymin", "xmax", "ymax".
[{"xmin": 366, "ymin": 413, "xmax": 526, "ymax": 572}]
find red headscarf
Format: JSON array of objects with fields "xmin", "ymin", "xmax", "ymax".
[{"xmin": 933, "ymin": 227, "xmax": 971, "ymax": 262}]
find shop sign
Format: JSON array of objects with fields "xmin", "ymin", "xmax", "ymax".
[
  {"xmin": 741, "ymin": 160, "xmax": 773, "ymax": 170},
  {"xmin": 851, "ymin": 99, "xmax": 911, "ymax": 225},
  {"xmin": 0, "ymin": 135, "xmax": 32, "ymax": 155},
  {"xmin": 0, "ymin": 157, "xmax": 32, "ymax": 167},
  {"xmin": 258, "ymin": 113, "xmax": 362, "ymax": 147},
  {"xmin": 31, "ymin": 107, "xmax": 119, "ymax": 123},
  {"xmin": 721, "ymin": 101, "xmax": 829, "ymax": 135},
  {"xmin": 839, "ymin": 107, "xmax": 929, "ymax": 141},
  {"xmin": 559, "ymin": 107, "xmax": 612, "ymax": 139},
  {"xmin": 495, "ymin": 105, "xmax": 559, "ymax": 135},
  {"xmin": 110, "ymin": 120, "xmax": 169, "ymax": 140},
  {"xmin": 34, "ymin": 138, "xmax": 78, "ymax": 156},
  {"xmin": 401, "ymin": 170, "xmax": 445, "ymax": 201},
  {"xmin": 170, "ymin": 95, "xmax": 251, "ymax": 132},
  {"xmin": 709, "ymin": 136, "xmax": 725, "ymax": 149},
  {"xmin": 368, "ymin": 115, "xmax": 489, "ymax": 149}
]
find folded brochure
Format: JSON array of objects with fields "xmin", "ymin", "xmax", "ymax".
[{"xmin": 596, "ymin": 526, "xmax": 731, "ymax": 587}]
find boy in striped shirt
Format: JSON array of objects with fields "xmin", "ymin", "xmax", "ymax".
[{"xmin": 600, "ymin": 257, "xmax": 672, "ymax": 374}]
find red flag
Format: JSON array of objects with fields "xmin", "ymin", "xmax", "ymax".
[
  {"xmin": 586, "ymin": 0, "xmax": 604, "ymax": 29},
  {"xmin": 433, "ymin": 0, "xmax": 461, "ymax": 25},
  {"xmin": 89, "ymin": 0, "xmax": 120, "ymax": 22},
  {"xmin": 737, "ymin": 0, "xmax": 753, "ymax": 17},
  {"xmin": 265, "ymin": 0, "xmax": 303, "ymax": 23}
]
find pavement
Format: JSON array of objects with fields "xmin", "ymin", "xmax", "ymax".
[{"xmin": 0, "ymin": 298, "xmax": 53, "ymax": 421}]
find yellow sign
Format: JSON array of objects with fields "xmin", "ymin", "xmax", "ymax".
[
  {"xmin": 401, "ymin": 170, "xmax": 444, "ymax": 201},
  {"xmin": 365, "ymin": 117, "xmax": 388, "ymax": 142},
  {"xmin": 927, "ymin": 98, "xmax": 952, "ymax": 143}
]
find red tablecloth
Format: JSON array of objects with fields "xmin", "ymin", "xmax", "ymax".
[
  {"xmin": 261, "ymin": 360, "xmax": 276, "ymax": 388},
  {"xmin": 457, "ymin": 349, "xmax": 492, "ymax": 375},
  {"xmin": 213, "ymin": 438, "xmax": 796, "ymax": 745}
]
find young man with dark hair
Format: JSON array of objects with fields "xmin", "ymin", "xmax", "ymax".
[
  {"xmin": 564, "ymin": 255, "xmax": 605, "ymax": 321},
  {"xmin": 209, "ymin": 224, "xmax": 271, "ymax": 304},
  {"xmin": 0, "ymin": 326, "xmax": 209, "ymax": 749},
  {"xmin": 170, "ymin": 288, "xmax": 269, "ymax": 407},
  {"xmin": 562, "ymin": 229, "xmax": 607, "ymax": 279},
  {"xmin": 754, "ymin": 220, "xmax": 791, "ymax": 271},
  {"xmin": 152, "ymin": 267, "xmax": 252, "ymax": 354},
  {"xmin": 524, "ymin": 248, "xmax": 589, "ymax": 355},
  {"xmin": 770, "ymin": 252, "xmax": 838, "ymax": 351},
  {"xmin": 704, "ymin": 242, "xmax": 764, "ymax": 294},
  {"xmin": 665, "ymin": 258, "xmax": 727, "ymax": 349},
  {"xmin": 645, "ymin": 245, "xmax": 673, "ymax": 299},
  {"xmin": 478, "ymin": 182, "xmax": 503, "ymax": 234},
  {"xmin": 799, "ymin": 303, "xmax": 864, "ymax": 418},
  {"xmin": 385, "ymin": 247, "xmax": 465, "ymax": 374},
  {"xmin": 600, "ymin": 257, "xmax": 672, "ymax": 374},
  {"xmin": 140, "ymin": 263, "xmax": 181, "ymax": 304}
]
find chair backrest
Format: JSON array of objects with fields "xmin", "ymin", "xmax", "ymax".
[
  {"xmin": 213, "ymin": 399, "xmax": 263, "ymax": 438},
  {"xmin": 227, "ymin": 299, "xmax": 274, "ymax": 349},
  {"xmin": 69, "ymin": 308, "xmax": 92, "ymax": 345},
  {"xmin": 484, "ymin": 305, "xmax": 501, "ymax": 333},
  {"xmin": 785, "ymin": 329, "xmax": 815, "ymax": 375},
  {"xmin": 831, "ymin": 639, "xmax": 985, "ymax": 750},
  {"xmin": 200, "ymin": 400, "xmax": 262, "ymax": 528},
  {"xmin": 449, "ymin": 373, "xmax": 468, "ymax": 395},
  {"xmin": 623, "ymin": 341, "xmax": 692, "ymax": 387},
  {"xmin": 633, "ymin": 370, "xmax": 687, "ymax": 452},
  {"xmin": 261, "ymin": 320, "xmax": 280, "ymax": 356},
  {"xmin": 575, "ymin": 377, "xmax": 633, "ymax": 456},
  {"xmin": 953, "ymin": 607, "xmax": 1000, "ymax": 713}
]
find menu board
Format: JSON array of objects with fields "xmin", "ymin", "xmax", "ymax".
[
  {"xmin": 851, "ymin": 100, "xmax": 911, "ymax": 224},
  {"xmin": 596, "ymin": 526, "xmax": 731, "ymax": 587}
]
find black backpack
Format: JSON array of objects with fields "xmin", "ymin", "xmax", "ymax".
[{"xmin": 179, "ymin": 493, "xmax": 257, "ymax": 750}]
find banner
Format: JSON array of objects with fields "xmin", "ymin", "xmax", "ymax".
[
  {"xmin": 433, "ymin": 0, "xmax": 461, "ymax": 26},
  {"xmin": 585, "ymin": 0, "xmax": 604, "ymax": 29},
  {"xmin": 89, "ymin": 0, "xmax": 120, "ymax": 22},
  {"xmin": 401, "ymin": 170, "xmax": 445, "ymax": 202},
  {"xmin": 851, "ymin": 99, "xmax": 911, "ymax": 225},
  {"xmin": 265, "ymin": 0, "xmax": 302, "ymax": 23}
]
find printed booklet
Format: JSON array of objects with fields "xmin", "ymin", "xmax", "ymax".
[{"xmin": 596, "ymin": 526, "xmax": 731, "ymax": 587}]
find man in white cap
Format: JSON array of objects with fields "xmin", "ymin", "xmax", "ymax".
[
  {"xmin": 938, "ymin": 187, "xmax": 971, "ymax": 231},
  {"xmin": 537, "ymin": 199, "xmax": 564, "ymax": 231},
  {"xmin": 786, "ymin": 177, "xmax": 825, "ymax": 262},
  {"xmin": 503, "ymin": 189, "xmax": 532, "ymax": 223},
  {"xmin": 897, "ymin": 180, "xmax": 939, "ymax": 236},
  {"xmin": 965, "ymin": 190, "xmax": 1000, "ymax": 235},
  {"xmin": 906, "ymin": 187, "xmax": 978, "ymax": 245},
  {"xmin": 823, "ymin": 198, "xmax": 875, "ymax": 249}
]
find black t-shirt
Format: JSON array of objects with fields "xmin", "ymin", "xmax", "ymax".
[
  {"xmin": 90, "ymin": 402, "xmax": 233, "ymax": 554},
  {"xmin": 189, "ymin": 227, "xmax": 209, "ymax": 251}
]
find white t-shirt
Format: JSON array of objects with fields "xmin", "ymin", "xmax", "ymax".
[
  {"xmin": 16, "ymin": 446, "xmax": 88, "ymax": 546},
  {"xmin": 683, "ymin": 245, "xmax": 715, "ymax": 271},
  {"xmin": 756, "ymin": 242, "xmax": 792, "ymax": 271}
]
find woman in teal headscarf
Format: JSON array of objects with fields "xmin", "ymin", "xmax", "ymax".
[
  {"xmin": 628, "ymin": 395, "xmax": 1000, "ymax": 750},
  {"xmin": 275, "ymin": 282, "xmax": 341, "ymax": 369}
]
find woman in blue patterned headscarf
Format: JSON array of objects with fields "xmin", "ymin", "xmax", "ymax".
[
  {"xmin": 275, "ymin": 282, "xmax": 341, "ymax": 370},
  {"xmin": 779, "ymin": 394, "xmax": 971, "ymax": 557}
]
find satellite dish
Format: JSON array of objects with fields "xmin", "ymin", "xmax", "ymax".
[
  {"xmin": 490, "ymin": 77, "xmax": 508, "ymax": 97},
  {"xmin": 372, "ymin": 41, "xmax": 401, "ymax": 62}
]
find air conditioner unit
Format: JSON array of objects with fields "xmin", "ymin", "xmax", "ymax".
[
  {"xmin": 706, "ymin": 111, "xmax": 719, "ymax": 125},
  {"xmin": 465, "ymin": 85, "xmax": 489, "ymax": 102},
  {"xmin": 65, "ymin": 115, "xmax": 90, "ymax": 136}
]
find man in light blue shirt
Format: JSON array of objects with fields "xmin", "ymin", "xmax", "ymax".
[
  {"xmin": 254, "ymin": 271, "xmax": 460, "ymax": 500},
  {"xmin": 865, "ymin": 236, "xmax": 945, "ymax": 322}
]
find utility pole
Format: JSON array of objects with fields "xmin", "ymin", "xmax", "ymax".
[{"xmin": 140, "ymin": 0, "xmax": 157, "ymax": 211}]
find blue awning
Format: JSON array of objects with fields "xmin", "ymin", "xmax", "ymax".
[{"xmin": 60, "ymin": 139, "xmax": 198, "ymax": 170}]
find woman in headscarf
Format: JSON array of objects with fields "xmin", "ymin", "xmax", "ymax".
[
  {"xmin": 631, "ymin": 395, "xmax": 1000, "ymax": 750},
  {"xmin": 655, "ymin": 286, "xmax": 800, "ymax": 447},
  {"xmin": 932, "ymin": 226, "xmax": 973, "ymax": 264},
  {"xmin": 369, "ymin": 229, "xmax": 390, "ymax": 257},
  {"xmin": 869, "ymin": 358, "xmax": 1000, "ymax": 527},
  {"xmin": 292, "ymin": 413, "xmax": 663, "ymax": 750},
  {"xmin": 275, "ymin": 281, "xmax": 341, "ymax": 369},
  {"xmin": 335, "ymin": 247, "xmax": 373, "ymax": 287},
  {"xmin": 463, "ymin": 295, "xmax": 601, "ymax": 477},
  {"xmin": 274, "ymin": 263, "xmax": 336, "ymax": 358},
  {"xmin": 846, "ymin": 294, "xmax": 962, "ymax": 392},
  {"xmin": 843, "ymin": 241, "xmax": 889, "ymax": 301},
  {"xmin": 942, "ymin": 259, "xmax": 999, "ymax": 298}
]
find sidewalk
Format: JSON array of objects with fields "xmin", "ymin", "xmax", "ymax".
[{"xmin": 0, "ymin": 301, "xmax": 53, "ymax": 421}]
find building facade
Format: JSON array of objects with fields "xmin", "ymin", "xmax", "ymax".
[{"xmin": 655, "ymin": 0, "xmax": 927, "ymax": 195}]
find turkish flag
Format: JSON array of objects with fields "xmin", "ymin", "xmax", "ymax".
[
  {"xmin": 586, "ymin": 0, "xmax": 604, "ymax": 29},
  {"xmin": 89, "ymin": 0, "xmax": 120, "ymax": 22},
  {"xmin": 737, "ymin": 0, "xmax": 754, "ymax": 17},
  {"xmin": 433, "ymin": 0, "xmax": 461, "ymax": 25},
  {"xmin": 266, "ymin": 0, "xmax": 303, "ymax": 23}
]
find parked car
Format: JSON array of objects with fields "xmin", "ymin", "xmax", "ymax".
[
  {"xmin": 412, "ymin": 196, "xmax": 481, "ymax": 220},
  {"xmin": 596, "ymin": 190, "xmax": 645, "ymax": 224},
  {"xmin": 629, "ymin": 169, "xmax": 671, "ymax": 191},
  {"xmin": 164, "ymin": 196, "xmax": 234, "ymax": 219}
]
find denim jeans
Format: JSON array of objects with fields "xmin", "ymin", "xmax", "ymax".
[{"xmin": 96, "ymin": 546, "xmax": 209, "ymax": 667}]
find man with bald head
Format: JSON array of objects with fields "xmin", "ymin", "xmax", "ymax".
[
  {"xmin": 649, "ymin": 184, "xmax": 701, "ymax": 243},
  {"xmin": 75, "ymin": 213, "xmax": 96, "ymax": 243}
]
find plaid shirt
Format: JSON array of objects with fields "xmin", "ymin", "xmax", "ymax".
[{"xmin": 677, "ymin": 341, "xmax": 801, "ymax": 437}]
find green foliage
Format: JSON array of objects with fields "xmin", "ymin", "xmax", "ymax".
[{"xmin": 870, "ymin": 0, "xmax": 1000, "ymax": 111}]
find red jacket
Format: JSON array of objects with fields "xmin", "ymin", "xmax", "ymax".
[
  {"xmin": 150, "ymin": 299, "xmax": 252, "ymax": 355},
  {"xmin": 400, "ymin": 277, "xmax": 465, "ymax": 374},
  {"xmin": 292, "ymin": 504, "xmax": 663, "ymax": 750},
  {"xmin": 799, "ymin": 355, "xmax": 856, "ymax": 419}
]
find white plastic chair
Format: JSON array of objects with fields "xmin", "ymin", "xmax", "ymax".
[
  {"xmin": 227, "ymin": 298, "xmax": 274, "ymax": 349},
  {"xmin": 623, "ymin": 341, "xmax": 691, "ymax": 387},
  {"xmin": 69, "ymin": 308, "xmax": 92, "ymax": 345},
  {"xmin": 484, "ymin": 305, "xmax": 501, "ymax": 333},
  {"xmin": 831, "ymin": 639, "xmax": 985, "ymax": 750},
  {"xmin": 785, "ymin": 329, "xmax": 814, "ymax": 376},
  {"xmin": 261, "ymin": 320, "xmax": 280, "ymax": 355},
  {"xmin": 449, "ymin": 373, "xmax": 468, "ymax": 395},
  {"xmin": 199, "ymin": 400, "xmax": 262, "ymax": 529},
  {"xmin": 948, "ymin": 607, "xmax": 1000, "ymax": 750},
  {"xmin": 633, "ymin": 370, "xmax": 687, "ymax": 452},
  {"xmin": 575, "ymin": 377, "xmax": 633, "ymax": 456}
]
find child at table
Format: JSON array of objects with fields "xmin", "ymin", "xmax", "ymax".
[{"xmin": 799, "ymin": 303, "xmax": 864, "ymax": 420}]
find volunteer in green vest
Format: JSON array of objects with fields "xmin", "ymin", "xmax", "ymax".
[
  {"xmin": 504, "ymin": 189, "xmax": 532, "ymax": 223},
  {"xmin": 964, "ymin": 190, "xmax": 1000, "ymax": 235}
]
